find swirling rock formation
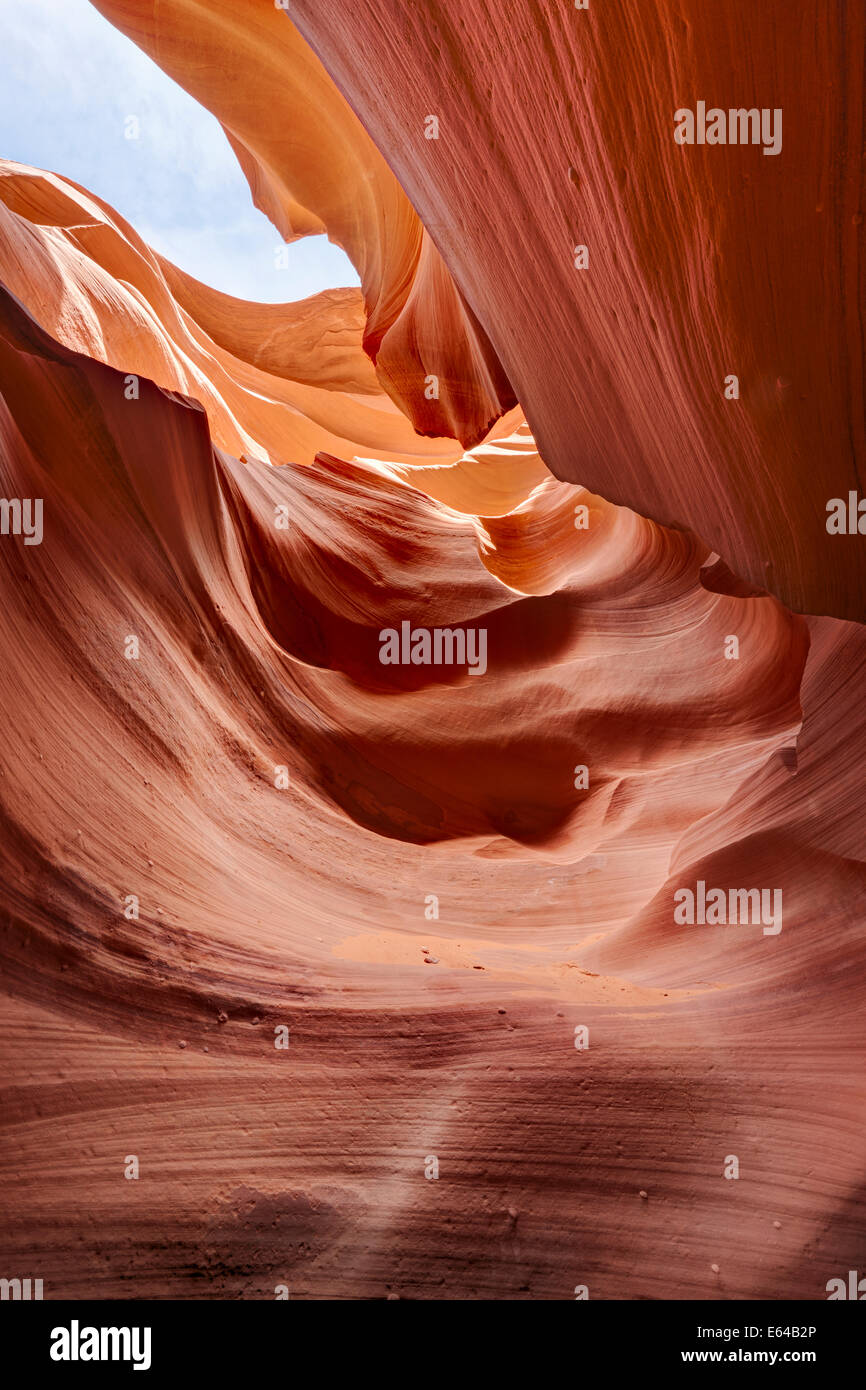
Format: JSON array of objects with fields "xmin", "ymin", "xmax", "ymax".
[
  {"xmin": 1, "ymin": 1, "xmax": 864, "ymax": 1301},
  {"xmin": 283, "ymin": 0, "xmax": 864, "ymax": 622}
]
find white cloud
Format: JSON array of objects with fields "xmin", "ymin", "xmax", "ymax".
[{"xmin": 0, "ymin": 0, "xmax": 358, "ymax": 301}]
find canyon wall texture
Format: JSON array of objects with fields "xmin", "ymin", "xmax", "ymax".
[{"xmin": 1, "ymin": 0, "xmax": 864, "ymax": 1300}]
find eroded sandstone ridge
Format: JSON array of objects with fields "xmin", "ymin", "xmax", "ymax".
[{"xmin": 94, "ymin": 0, "xmax": 866, "ymax": 619}]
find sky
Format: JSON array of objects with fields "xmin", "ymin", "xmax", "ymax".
[{"xmin": 0, "ymin": 0, "xmax": 359, "ymax": 302}]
